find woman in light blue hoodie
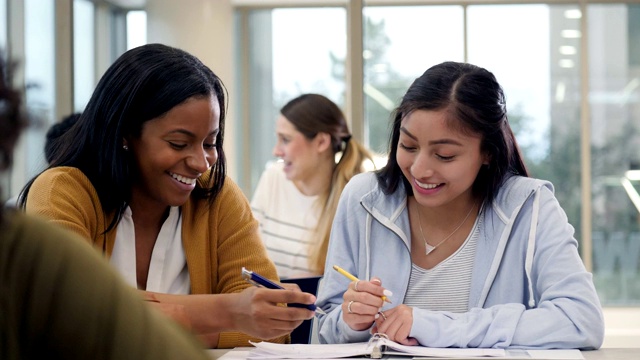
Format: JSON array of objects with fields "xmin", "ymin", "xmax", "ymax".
[{"xmin": 316, "ymin": 61, "xmax": 604, "ymax": 349}]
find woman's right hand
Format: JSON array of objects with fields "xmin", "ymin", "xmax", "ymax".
[
  {"xmin": 341, "ymin": 277, "xmax": 391, "ymax": 331},
  {"xmin": 231, "ymin": 286, "xmax": 316, "ymax": 339}
]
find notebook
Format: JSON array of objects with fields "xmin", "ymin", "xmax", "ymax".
[{"xmin": 248, "ymin": 333, "xmax": 506, "ymax": 359}]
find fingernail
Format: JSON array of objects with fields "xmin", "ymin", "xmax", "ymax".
[
  {"xmin": 383, "ymin": 289, "xmax": 393, "ymax": 297},
  {"xmin": 371, "ymin": 279, "xmax": 381, "ymax": 284},
  {"xmin": 374, "ymin": 314, "xmax": 380, "ymax": 319}
]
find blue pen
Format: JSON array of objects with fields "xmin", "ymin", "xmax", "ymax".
[{"xmin": 241, "ymin": 267, "xmax": 326, "ymax": 315}]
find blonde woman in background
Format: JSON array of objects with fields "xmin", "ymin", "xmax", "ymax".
[{"xmin": 251, "ymin": 94, "xmax": 374, "ymax": 278}]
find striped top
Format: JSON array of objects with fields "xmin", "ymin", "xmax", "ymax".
[
  {"xmin": 251, "ymin": 162, "xmax": 319, "ymax": 278},
  {"xmin": 404, "ymin": 215, "xmax": 481, "ymax": 313}
]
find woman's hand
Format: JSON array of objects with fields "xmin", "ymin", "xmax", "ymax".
[
  {"xmin": 231, "ymin": 286, "xmax": 316, "ymax": 339},
  {"xmin": 341, "ymin": 277, "xmax": 391, "ymax": 331},
  {"xmin": 372, "ymin": 304, "xmax": 418, "ymax": 345},
  {"xmin": 141, "ymin": 286, "xmax": 315, "ymax": 346}
]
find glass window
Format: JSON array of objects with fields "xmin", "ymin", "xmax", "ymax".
[
  {"xmin": 238, "ymin": 7, "xmax": 346, "ymax": 195},
  {"xmin": 589, "ymin": 3, "xmax": 640, "ymax": 305},
  {"xmin": 127, "ymin": 10, "xmax": 147, "ymax": 50},
  {"xmin": 21, "ymin": 0, "xmax": 55, "ymax": 182},
  {"xmin": 468, "ymin": 4, "xmax": 583, "ymax": 245},
  {"xmin": 0, "ymin": 0, "xmax": 6, "ymax": 50},
  {"xmin": 74, "ymin": 0, "xmax": 95, "ymax": 112},
  {"xmin": 363, "ymin": 6, "xmax": 464, "ymax": 154}
]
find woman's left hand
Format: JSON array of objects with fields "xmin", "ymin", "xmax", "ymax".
[{"xmin": 372, "ymin": 304, "xmax": 418, "ymax": 346}]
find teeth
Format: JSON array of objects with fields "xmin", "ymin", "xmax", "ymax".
[
  {"xmin": 416, "ymin": 180, "xmax": 439, "ymax": 189},
  {"xmin": 170, "ymin": 173, "xmax": 196, "ymax": 185}
]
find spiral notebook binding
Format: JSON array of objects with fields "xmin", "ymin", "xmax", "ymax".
[{"xmin": 367, "ymin": 333, "xmax": 389, "ymax": 359}]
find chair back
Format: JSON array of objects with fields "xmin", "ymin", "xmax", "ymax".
[{"xmin": 280, "ymin": 276, "xmax": 323, "ymax": 344}]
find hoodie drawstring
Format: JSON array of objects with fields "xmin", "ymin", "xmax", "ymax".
[
  {"xmin": 364, "ymin": 213, "xmax": 372, "ymax": 280},
  {"xmin": 525, "ymin": 189, "xmax": 541, "ymax": 308}
]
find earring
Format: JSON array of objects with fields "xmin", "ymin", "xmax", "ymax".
[{"xmin": 123, "ymin": 145, "xmax": 129, "ymax": 151}]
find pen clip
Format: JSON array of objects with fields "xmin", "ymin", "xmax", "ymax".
[{"xmin": 241, "ymin": 267, "xmax": 261, "ymax": 287}]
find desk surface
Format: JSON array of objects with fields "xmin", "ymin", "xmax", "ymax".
[
  {"xmin": 208, "ymin": 348, "xmax": 638, "ymax": 360},
  {"xmin": 582, "ymin": 348, "xmax": 638, "ymax": 359}
]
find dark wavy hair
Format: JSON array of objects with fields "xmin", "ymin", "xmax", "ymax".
[
  {"xmin": 0, "ymin": 53, "xmax": 27, "ymax": 222},
  {"xmin": 376, "ymin": 61, "xmax": 528, "ymax": 205},
  {"xmin": 19, "ymin": 43, "xmax": 228, "ymax": 232}
]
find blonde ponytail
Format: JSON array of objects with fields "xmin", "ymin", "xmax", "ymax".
[{"xmin": 308, "ymin": 138, "xmax": 373, "ymax": 274}]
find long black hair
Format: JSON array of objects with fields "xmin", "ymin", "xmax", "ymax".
[
  {"xmin": 19, "ymin": 43, "xmax": 228, "ymax": 232},
  {"xmin": 377, "ymin": 61, "xmax": 528, "ymax": 205}
]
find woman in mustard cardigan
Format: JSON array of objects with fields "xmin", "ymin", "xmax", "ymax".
[
  {"xmin": 1, "ymin": 51, "xmax": 210, "ymax": 359},
  {"xmin": 19, "ymin": 43, "xmax": 316, "ymax": 348}
]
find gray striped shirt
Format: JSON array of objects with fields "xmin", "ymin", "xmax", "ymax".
[{"xmin": 404, "ymin": 215, "xmax": 481, "ymax": 313}]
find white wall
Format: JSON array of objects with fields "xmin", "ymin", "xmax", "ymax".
[{"xmin": 145, "ymin": 0, "xmax": 238, "ymax": 180}]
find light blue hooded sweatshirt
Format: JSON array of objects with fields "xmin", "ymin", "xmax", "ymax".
[{"xmin": 316, "ymin": 172, "xmax": 604, "ymax": 349}]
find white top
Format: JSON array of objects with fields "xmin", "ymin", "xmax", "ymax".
[
  {"xmin": 110, "ymin": 206, "xmax": 190, "ymax": 294},
  {"xmin": 403, "ymin": 214, "xmax": 480, "ymax": 313},
  {"xmin": 251, "ymin": 161, "xmax": 319, "ymax": 278}
]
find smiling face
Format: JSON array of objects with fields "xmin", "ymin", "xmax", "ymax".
[
  {"xmin": 127, "ymin": 95, "xmax": 220, "ymax": 210},
  {"xmin": 397, "ymin": 109, "xmax": 488, "ymax": 210},
  {"xmin": 272, "ymin": 114, "xmax": 329, "ymax": 183}
]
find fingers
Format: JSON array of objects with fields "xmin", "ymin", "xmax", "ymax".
[
  {"xmin": 347, "ymin": 300, "xmax": 355, "ymax": 314},
  {"xmin": 350, "ymin": 278, "xmax": 393, "ymax": 304},
  {"xmin": 342, "ymin": 277, "xmax": 394, "ymax": 332},
  {"xmin": 243, "ymin": 287, "xmax": 315, "ymax": 321},
  {"xmin": 279, "ymin": 282, "xmax": 301, "ymax": 291},
  {"xmin": 343, "ymin": 291, "xmax": 383, "ymax": 315},
  {"xmin": 398, "ymin": 337, "xmax": 420, "ymax": 346},
  {"xmin": 236, "ymin": 288, "xmax": 315, "ymax": 339},
  {"xmin": 373, "ymin": 305, "xmax": 414, "ymax": 344},
  {"xmin": 254, "ymin": 287, "xmax": 316, "ymax": 308},
  {"xmin": 352, "ymin": 279, "xmax": 384, "ymax": 297}
]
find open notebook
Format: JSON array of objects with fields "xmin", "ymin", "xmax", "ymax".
[
  {"xmin": 246, "ymin": 333, "xmax": 585, "ymax": 360},
  {"xmin": 248, "ymin": 334, "xmax": 505, "ymax": 359}
]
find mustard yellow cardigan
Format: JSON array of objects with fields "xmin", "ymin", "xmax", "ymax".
[{"xmin": 25, "ymin": 166, "xmax": 287, "ymax": 348}]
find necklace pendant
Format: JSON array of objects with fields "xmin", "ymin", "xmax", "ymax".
[{"xmin": 425, "ymin": 242, "xmax": 435, "ymax": 255}]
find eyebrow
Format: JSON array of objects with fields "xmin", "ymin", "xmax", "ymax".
[
  {"xmin": 399, "ymin": 127, "xmax": 464, "ymax": 146},
  {"xmin": 166, "ymin": 129, "xmax": 219, "ymax": 138}
]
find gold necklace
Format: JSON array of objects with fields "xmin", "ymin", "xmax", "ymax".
[{"xmin": 415, "ymin": 201, "xmax": 476, "ymax": 255}]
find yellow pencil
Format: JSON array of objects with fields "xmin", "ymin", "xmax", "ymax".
[{"xmin": 332, "ymin": 265, "xmax": 389, "ymax": 303}]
